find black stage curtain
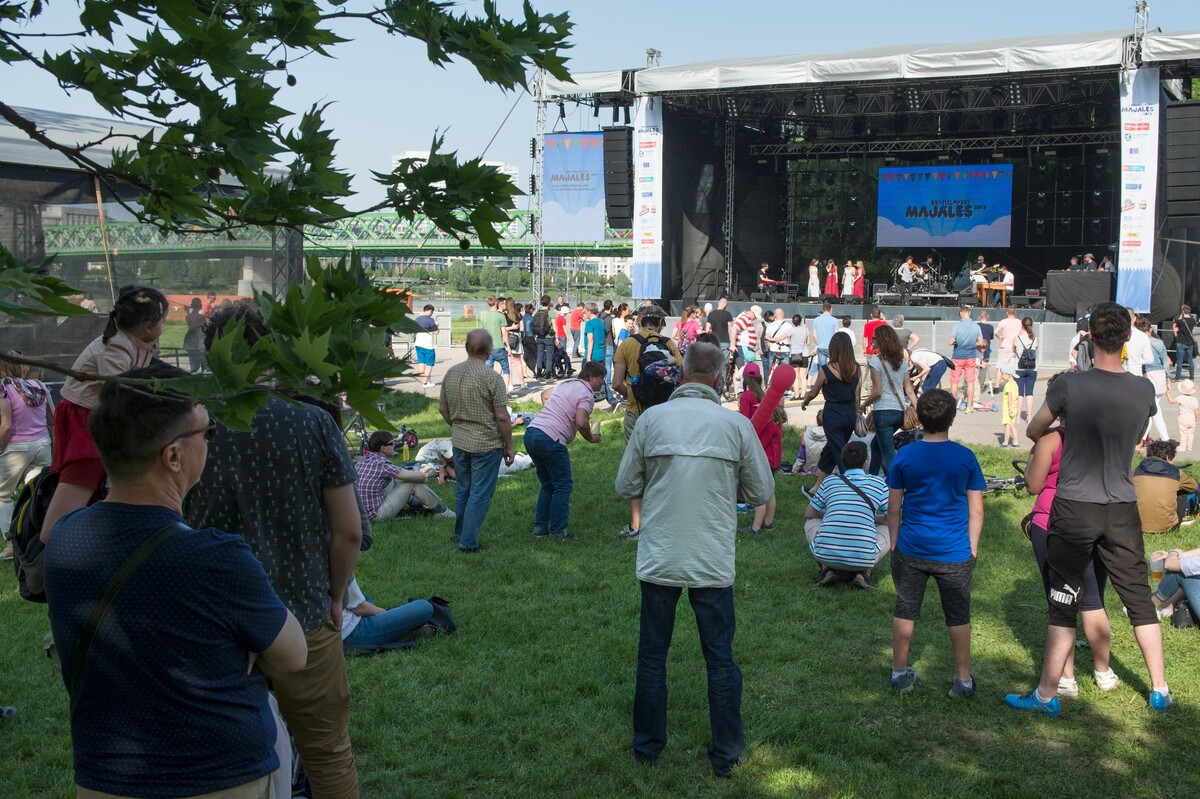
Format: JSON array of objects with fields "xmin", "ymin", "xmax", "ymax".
[
  {"xmin": 663, "ymin": 110, "xmax": 723, "ymax": 303},
  {"xmin": 1045, "ymin": 271, "xmax": 1114, "ymax": 317}
]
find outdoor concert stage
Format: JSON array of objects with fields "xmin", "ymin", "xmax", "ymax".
[{"xmin": 541, "ymin": 27, "xmax": 1200, "ymax": 323}]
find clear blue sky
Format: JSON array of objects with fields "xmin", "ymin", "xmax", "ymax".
[{"xmin": 3, "ymin": 0, "xmax": 1195, "ymax": 212}]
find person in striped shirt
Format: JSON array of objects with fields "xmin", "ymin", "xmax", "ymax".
[{"xmin": 803, "ymin": 441, "xmax": 890, "ymax": 589}]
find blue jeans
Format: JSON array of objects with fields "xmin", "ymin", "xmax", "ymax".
[
  {"xmin": 869, "ymin": 408, "xmax": 904, "ymax": 476},
  {"xmin": 536, "ymin": 338, "xmax": 556, "ymax": 378},
  {"xmin": 571, "ymin": 328, "xmax": 582, "ymax": 357},
  {"xmin": 808, "ymin": 347, "xmax": 829, "ymax": 377},
  {"xmin": 524, "ymin": 427, "xmax": 573, "ymax": 536},
  {"xmin": 922, "ymin": 360, "xmax": 948, "ymax": 392},
  {"xmin": 633, "ymin": 581, "xmax": 743, "ymax": 772},
  {"xmin": 1176, "ymin": 344, "xmax": 1194, "ymax": 380},
  {"xmin": 452, "ymin": 447, "xmax": 502, "ymax": 550},
  {"xmin": 343, "ymin": 599, "xmax": 434, "ymax": 647},
  {"xmin": 485, "ymin": 347, "xmax": 510, "ymax": 376},
  {"xmin": 604, "ymin": 345, "xmax": 616, "ymax": 400},
  {"xmin": 1156, "ymin": 572, "xmax": 1200, "ymax": 609}
]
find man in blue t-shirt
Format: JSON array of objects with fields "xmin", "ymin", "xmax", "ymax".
[
  {"xmin": 886, "ymin": 388, "xmax": 985, "ymax": 698},
  {"xmin": 45, "ymin": 363, "xmax": 307, "ymax": 798},
  {"xmin": 810, "ymin": 302, "xmax": 840, "ymax": 376},
  {"xmin": 947, "ymin": 305, "xmax": 984, "ymax": 413}
]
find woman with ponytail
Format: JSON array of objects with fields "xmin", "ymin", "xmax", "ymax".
[{"xmin": 40, "ymin": 285, "xmax": 168, "ymax": 542}]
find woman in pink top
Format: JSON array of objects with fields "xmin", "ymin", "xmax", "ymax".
[
  {"xmin": 524, "ymin": 361, "xmax": 606, "ymax": 540},
  {"xmin": 1025, "ymin": 417, "xmax": 1120, "ymax": 697},
  {"xmin": 0, "ymin": 354, "xmax": 54, "ymax": 540}
]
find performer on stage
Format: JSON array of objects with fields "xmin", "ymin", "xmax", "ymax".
[
  {"xmin": 854, "ymin": 260, "xmax": 866, "ymax": 300},
  {"xmin": 824, "ymin": 259, "xmax": 839, "ymax": 296},
  {"xmin": 898, "ymin": 255, "xmax": 916, "ymax": 286},
  {"xmin": 758, "ymin": 262, "xmax": 771, "ymax": 286},
  {"xmin": 842, "ymin": 261, "xmax": 855, "ymax": 297},
  {"xmin": 807, "ymin": 259, "xmax": 821, "ymax": 299}
]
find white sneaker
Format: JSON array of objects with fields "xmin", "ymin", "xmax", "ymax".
[
  {"xmin": 425, "ymin": 381, "xmax": 438, "ymax": 388},
  {"xmin": 1094, "ymin": 670, "xmax": 1121, "ymax": 692},
  {"xmin": 433, "ymin": 506, "xmax": 456, "ymax": 519},
  {"xmin": 1057, "ymin": 676, "xmax": 1080, "ymax": 699}
]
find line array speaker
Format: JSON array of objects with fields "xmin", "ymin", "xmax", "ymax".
[{"xmin": 602, "ymin": 127, "xmax": 634, "ymax": 229}]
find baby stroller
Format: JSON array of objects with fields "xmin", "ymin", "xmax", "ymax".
[{"xmin": 552, "ymin": 345, "xmax": 575, "ymax": 378}]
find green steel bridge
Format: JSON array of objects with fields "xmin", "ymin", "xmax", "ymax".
[{"xmin": 42, "ymin": 210, "xmax": 633, "ymax": 260}]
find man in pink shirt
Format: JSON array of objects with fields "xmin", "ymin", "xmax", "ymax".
[
  {"xmin": 993, "ymin": 306, "xmax": 1023, "ymax": 372},
  {"xmin": 524, "ymin": 361, "xmax": 606, "ymax": 540}
]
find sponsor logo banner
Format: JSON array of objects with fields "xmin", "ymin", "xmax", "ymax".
[
  {"xmin": 1115, "ymin": 68, "xmax": 1159, "ymax": 313},
  {"xmin": 632, "ymin": 98, "xmax": 663, "ymax": 298}
]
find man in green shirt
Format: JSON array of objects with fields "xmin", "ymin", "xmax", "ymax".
[{"xmin": 478, "ymin": 295, "xmax": 511, "ymax": 393}]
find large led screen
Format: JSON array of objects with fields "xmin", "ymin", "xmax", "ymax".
[{"xmin": 876, "ymin": 165, "xmax": 1013, "ymax": 247}]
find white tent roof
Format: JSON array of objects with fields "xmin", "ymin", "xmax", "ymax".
[{"xmin": 546, "ymin": 30, "xmax": 1200, "ymax": 97}]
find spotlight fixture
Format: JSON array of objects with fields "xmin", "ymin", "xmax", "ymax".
[
  {"xmin": 992, "ymin": 151, "xmax": 1005, "ymax": 159},
  {"xmin": 1007, "ymin": 81, "xmax": 1023, "ymax": 105},
  {"xmin": 907, "ymin": 87, "xmax": 921, "ymax": 111},
  {"xmin": 937, "ymin": 154, "xmax": 950, "ymax": 161},
  {"xmin": 813, "ymin": 91, "xmax": 827, "ymax": 113},
  {"xmin": 843, "ymin": 90, "xmax": 858, "ymax": 109},
  {"xmin": 593, "ymin": 105, "xmax": 600, "ymax": 118},
  {"xmin": 558, "ymin": 101, "xmax": 565, "ymax": 119},
  {"xmin": 1043, "ymin": 149, "xmax": 1057, "ymax": 156}
]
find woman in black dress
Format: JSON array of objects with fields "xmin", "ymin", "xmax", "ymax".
[{"xmin": 800, "ymin": 331, "xmax": 861, "ymax": 496}]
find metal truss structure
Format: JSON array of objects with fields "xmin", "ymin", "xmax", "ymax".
[
  {"xmin": 722, "ymin": 121, "xmax": 736, "ymax": 294},
  {"xmin": 531, "ymin": 70, "xmax": 548, "ymax": 297},
  {"xmin": 270, "ymin": 227, "xmax": 304, "ymax": 297},
  {"xmin": 41, "ymin": 210, "xmax": 634, "ymax": 261},
  {"xmin": 750, "ymin": 130, "xmax": 1120, "ymax": 157}
]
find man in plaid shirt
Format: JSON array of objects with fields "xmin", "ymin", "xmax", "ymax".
[{"xmin": 355, "ymin": 431, "xmax": 454, "ymax": 520}]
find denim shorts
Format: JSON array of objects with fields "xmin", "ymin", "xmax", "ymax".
[{"xmin": 892, "ymin": 550, "xmax": 975, "ymax": 626}]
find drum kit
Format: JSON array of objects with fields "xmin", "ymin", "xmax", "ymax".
[{"xmin": 891, "ymin": 262, "xmax": 949, "ymax": 294}]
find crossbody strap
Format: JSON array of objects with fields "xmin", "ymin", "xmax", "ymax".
[
  {"xmin": 835, "ymin": 474, "xmax": 877, "ymax": 515},
  {"xmin": 67, "ymin": 522, "xmax": 183, "ymax": 715},
  {"xmin": 879, "ymin": 361, "xmax": 908, "ymax": 408}
]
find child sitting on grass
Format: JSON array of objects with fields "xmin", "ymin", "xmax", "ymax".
[
  {"xmin": 794, "ymin": 408, "xmax": 826, "ymax": 476},
  {"xmin": 886, "ymin": 389, "xmax": 986, "ymax": 698},
  {"xmin": 999, "ymin": 366, "xmax": 1020, "ymax": 448},
  {"xmin": 1166, "ymin": 379, "xmax": 1198, "ymax": 452}
]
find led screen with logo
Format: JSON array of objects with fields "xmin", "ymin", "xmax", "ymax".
[{"xmin": 876, "ymin": 165, "xmax": 1013, "ymax": 247}]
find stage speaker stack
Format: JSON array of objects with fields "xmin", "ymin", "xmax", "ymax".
[
  {"xmin": 1166, "ymin": 102, "xmax": 1200, "ymax": 229},
  {"xmin": 602, "ymin": 127, "xmax": 634, "ymax": 229}
]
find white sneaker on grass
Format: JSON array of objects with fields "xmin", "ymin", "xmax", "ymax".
[
  {"xmin": 433, "ymin": 505, "xmax": 456, "ymax": 519},
  {"xmin": 1094, "ymin": 670, "xmax": 1121, "ymax": 692},
  {"xmin": 1057, "ymin": 676, "xmax": 1079, "ymax": 699}
]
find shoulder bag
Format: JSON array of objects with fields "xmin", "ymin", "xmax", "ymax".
[
  {"xmin": 66, "ymin": 523, "xmax": 182, "ymax": 715},
  {"xmin": 835, "ymin": 473, "xmax": 885, "ymax": 522},
  {"xmin": 880, "ymin": 360, "xmax": 919, "ymax": 431}
]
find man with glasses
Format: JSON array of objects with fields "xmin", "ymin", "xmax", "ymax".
[
  {"xmin": 355, "ymin": 431, "xmax": 454, "ymax": 520},
  {"xmin": 46, "ymin": 362, "xmax": 307, "ymax": 799}
]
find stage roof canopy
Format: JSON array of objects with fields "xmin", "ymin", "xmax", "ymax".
[{"xmin": 544, "ymin": 29, "xmax": 1200, "ymax": 97}]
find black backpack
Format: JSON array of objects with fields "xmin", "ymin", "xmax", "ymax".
[
  {"xmin": 532, "ymin": 309, "xmax": 551, "ymax": 338},
  {"xmin": 631, "ymin": 334, "xmax": 675, "ymax": 410},
  {"xmin": 1074, "ymin": 337, "xmax": 1094, "ymax": 372},
  {"xmin": 6, "ymin": 468, "xmax": 58, "ymax": 603}
]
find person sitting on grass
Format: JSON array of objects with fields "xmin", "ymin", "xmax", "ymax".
[
  {"xmin": 1150, "ymin": 545, "xmax": 1200, "ymax": 621},
  {"xmin": 1133, "ymin": 439, "xmax": 1198, "ymax": 535},
  {"xmin": 415, "ymin": 438, "xmax": 454, "ymax": 483},
  {"xmin": 793, "ymin": 409, "xmax": 826, "ymax": 476},
  {"xmin": 356, "ymin": 431, "xmax": 455, "ymax": 520},
  {"xmin": 341, "ymin": 576, "xmax": 434, "ymax": 652},
  {"xmin": 886, "ymin": 389, "xmax": 985, "ymax": 698},
  {"xmin": 804, "ymin": 441, "xmax": 890, "ymax": 589}
]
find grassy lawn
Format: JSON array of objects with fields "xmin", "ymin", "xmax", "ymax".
[{"xmin": 4, "ymin": 391, "xmax": 1200, "ymax": 797}]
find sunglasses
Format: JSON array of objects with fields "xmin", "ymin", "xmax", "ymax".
[{"xmin": 167, "ymin": 423, "xmax": 217, "ymax": 447}]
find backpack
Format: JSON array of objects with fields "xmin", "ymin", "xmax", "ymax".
[
  {"xmin": 631, "ymin": 334, "xmax": 676, "ymax": 410},
  {"xmin": 6, "ymin": 468, "xmax": 58, "ymax": 603},
  {"xmin": 1074, "ymin": 337, "xmax": 1094, "ymax": 372},
  {"xmin": 1017, "ymin": 338, "xmax": 1037, "ymax": 371},
  {"xmin": 532, "ymin": 309, "xmax": 551, "ymax": 338}
]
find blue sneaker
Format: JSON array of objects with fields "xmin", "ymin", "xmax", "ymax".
[
  {"xmin": 890, "ymin": 667, "xmax": 917, "ymax": 693},
  {"xmin": 1004, "ymin": 690, "xmax": 1061, "ymax": 717},
  {"xmin": 1149, "ymin": 690, "xmax": 1174, "ymax": 713},
  {"xmin": 736, "ymin": 503, "xmax": 754, "ymax": 513}
]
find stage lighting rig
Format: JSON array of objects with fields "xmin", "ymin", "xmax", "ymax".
[{"xmin": 813, "ymin": 91, "xmax": 827, "ymax": 113}]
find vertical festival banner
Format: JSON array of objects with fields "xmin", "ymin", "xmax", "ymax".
[
  {"xmin": 632, "ymin": 97, "xmax": 663, "ymax": 298},
  {"xmin": 541, "ymin": 131, "xmax": 605, "ymax": 242},
  {"xmin": 1115, "ymin": 67, "xmax": 1160, "ymax": 313}
]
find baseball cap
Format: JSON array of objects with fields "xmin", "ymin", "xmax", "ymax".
[
  {"xmin": 742, "ymin": 362, "xmax": 762, "ymax": 378},
  {"xmin": 640, "ymin": 304, "xmax": 666, "ymax": 320}
]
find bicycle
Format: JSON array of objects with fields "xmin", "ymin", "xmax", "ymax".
[
  {"xmin": 343, "ymin": 405, "xmax": 418, "ymax": 457},
  {"xmin": 982, "ymin": 458, "xmax": 1028, "ymax": 496}
]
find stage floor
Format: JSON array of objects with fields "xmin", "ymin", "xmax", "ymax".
[{"xmin": 668, "ymin": 299, "xmax": 1072, "ymax": 324}]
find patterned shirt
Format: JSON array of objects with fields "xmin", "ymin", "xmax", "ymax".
[
  {"xmin": 808, "ymin": 469, "xmax": 890, "ymax": 569},
  {"xmin": 355, "ymin": 451, "xmax": 406, "ymax": 519},
  {"xmin": 734, "ymin": 312, "xmax": 758, "ymax": 349},
  {"xmin": 439, "ymin": 358, "xmax": 507, "ymax": 453},
  {"xmin": 183, "ymin": 396, "xmax": 357, "ymax": 631}
]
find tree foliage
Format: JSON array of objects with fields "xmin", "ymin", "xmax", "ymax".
[{"xmin": 0, "ymin": 1, "xmax": 575, "ymax": 427}]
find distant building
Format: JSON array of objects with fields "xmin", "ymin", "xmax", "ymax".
[{"xmin": 389, "ymin": 151, "xmax": 519, "ymax": 188}]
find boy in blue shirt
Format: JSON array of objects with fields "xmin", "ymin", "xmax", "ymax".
[{"xmin": 886, "ymin": 388, "xmax": 986, "ymax": 697}]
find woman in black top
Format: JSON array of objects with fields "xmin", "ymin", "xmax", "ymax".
[{"xmin": 801, "ymin": 331, "xmax": 861, "ymax": 495}]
